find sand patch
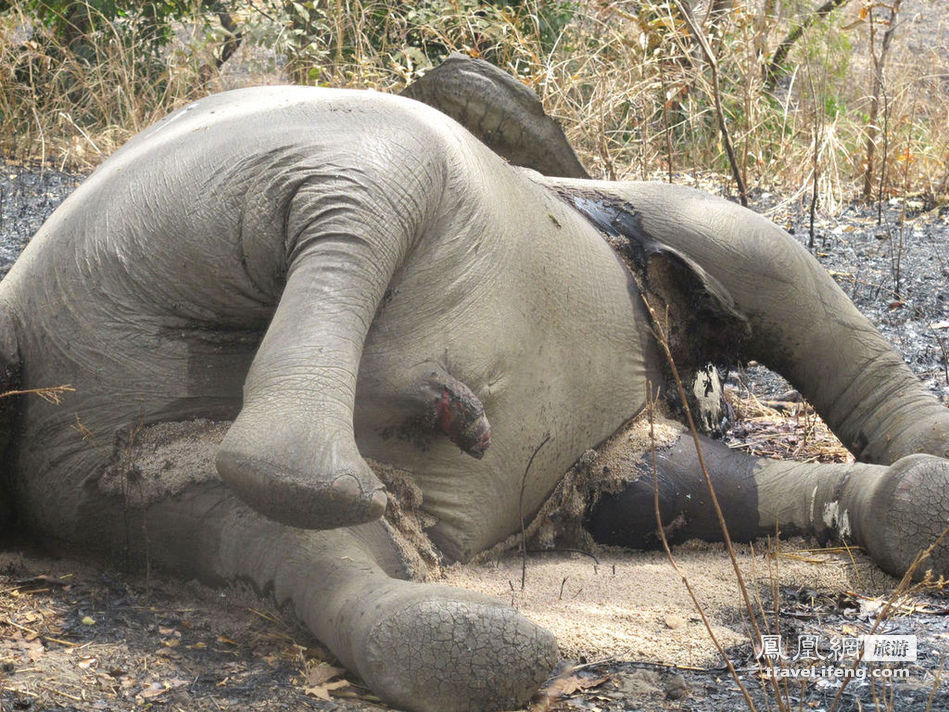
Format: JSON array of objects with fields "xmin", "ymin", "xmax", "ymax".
[
  {"xmin": 441, "ymin": 540, "xmax": 896, "ymax": 666},
  {"xmin": 98, "ymin": 419, "xmax": 228, "ymax": 502}
]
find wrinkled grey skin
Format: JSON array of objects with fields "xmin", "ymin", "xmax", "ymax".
[{"xmin": 1, "ymin": 58, "xmax": 948, "ymax": 712}]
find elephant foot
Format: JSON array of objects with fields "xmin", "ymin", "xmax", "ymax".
[
  {"xmin": 341, "ymin": 581, "xmax": 557, "ymax": 712},
  {"xmin": 216, "ymin": 427, "xmax": 388, "ymax": 530},
  {"xmin": 873, "ymin": 411, "xmax": 949, "ymax": 463},
  {"xmin": 855, "ymin": 454, "xmax": 949, "ymax": 578}
]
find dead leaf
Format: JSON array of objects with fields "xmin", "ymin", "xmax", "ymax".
[
  {"xmin": 141, "ymin": 678, "xmax": 188, "ymax": 699},
  {"xmin": 530, "ymin": 668, "xmax": 611, "ymax": 709},
  {"xmin": 17, "ymin": 638, "xmax": 45, "ymax": 662},
  {"xmin": 303, "ymin": 678, "xmax": 349, "ymax": 700},
  {"xmin": 305, "ymin": 662, "xmax": 346, "ymax": 687}
]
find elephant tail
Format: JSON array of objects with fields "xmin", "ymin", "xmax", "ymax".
[{"xmin": 0, "ymin": 301, "xmax": 19, "ymax": 528}]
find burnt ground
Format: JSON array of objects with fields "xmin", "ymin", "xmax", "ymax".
[{"xmin": 0, "ymin": 163, "xmax": 948, "ymax": 712}]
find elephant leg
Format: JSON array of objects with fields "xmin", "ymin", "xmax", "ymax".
[
  {"xmin": 215, "ymin": 151, "xmax": 443, "ymax": 530},
  {"xmin": 101, "ymin": 482, "xmax": 557, "ymax": 712},
  {"xmin": 585, "ymin": 433, "xmax": 949, "ymax": 578},
  {"xmin": 554, "ymin": 180, "xmax": 949, "ymax": 464}
]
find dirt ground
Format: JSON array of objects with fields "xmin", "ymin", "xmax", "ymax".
[{"xmin": 3, "ymin": 526, "xmax": 949, "ymax": 712}]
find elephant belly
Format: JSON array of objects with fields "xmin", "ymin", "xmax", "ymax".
[{"xmin": 353, "ymin": 174, "xmax": 660, "ymax": 561}]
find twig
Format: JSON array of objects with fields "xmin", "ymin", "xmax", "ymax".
[
  {"xmin": 647, "ymin": 393, "xmax": 760, "ymax": 712},
  {"xmin": 765, "ymin": 0, "xmax": 853, "ymax": 89},
  {"xmin": 644, "ymin": 296, "xmax": 792, "ymax": 712},
  {"xmin": 876, "ymin": 84, "xmax": 889, "ymax": 223},
  {"xmin": 673, "ymin": 0, "xmax": 748, "ymax": 206},
  {"xmin": 46, "ymin": 686, "xmax": 82, "ymax": 702},
  {"xmin": 57, "ymin": 112, "xmax": 102, "ymax": 156},
  {"xmin": 0, "ymin": 686, "xmax": 37, "ymax": 698},
  {"xmin": 519, "ymin": 433, "xmax": 550, "ymax": 590},
  {"xmin": 3, "ymin": 618, "xmax": 79, "ymax": 647},
  {"xmin": 643, "ymin": 297, "xmax": 763, "ymax": 641},
  {"xmin": 829, "ymin": 524, "xmax": 949, "ymax": 712},
  {"xmin": 925, "ymin": 649, "xmax": 946, "ymax": 712},
  {"xmin": 863, "ymin": 0, "xmax": 904, "ymax": 203},
  {"xmin": 0, "ymin": 385, "xmax": 75, "ymax": 404}
]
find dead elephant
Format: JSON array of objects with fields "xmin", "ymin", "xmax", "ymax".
[{"xmin": 1, "ymin": 57, "xmax": 947, "ymax": 712}]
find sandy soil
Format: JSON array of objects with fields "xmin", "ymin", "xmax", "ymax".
[{"xmin": 441, "ymin": 540, "xmax": 896, "ymax": 667}]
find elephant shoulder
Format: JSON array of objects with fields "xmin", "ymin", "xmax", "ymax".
[{"xmin": 553, "ymin": 185, "xmax": 751, "ymax": 372}]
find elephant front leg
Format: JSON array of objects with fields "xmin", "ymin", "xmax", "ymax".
[
  {"xmin": 135, "ymin": 485, "xmax": 557, "ymax": 712},
  {"xmin": 586, "ymin": 434, "xmax": 949, "ymax": 578}
]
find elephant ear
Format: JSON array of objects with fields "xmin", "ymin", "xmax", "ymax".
[
  {"xmin": 561, "ymin": 189, "xmax": 750, "ymax": 372},
  {"xmin": 400, "ymin": 53, "xmax": 589, "ymax": 179}
]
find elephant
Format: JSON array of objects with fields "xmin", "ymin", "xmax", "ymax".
[{"xmin": 1, "ymin": 55, "xmax": 947, "ymax": 712}]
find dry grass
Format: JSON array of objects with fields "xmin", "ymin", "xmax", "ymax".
[
  {"xmin": 1, "ymin": 1, "xmax": 946, "ymax": 204},
  {"xmin": 0, "ymin": 2, "xmax": 223, "ymax": 169}
]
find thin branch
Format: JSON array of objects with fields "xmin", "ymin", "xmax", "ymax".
[
  {"xmin": 647, "ymin": 394, "xmax": 762, "ymax": 712},
  {"xmin": 863, "ymin": 0, "xmax": 904, "ymax": 203},
  {"xmin": 0, "ymin": 385, "xmax": 75, "ymax": 404},
  {"xmin": 673, "ymin": 0, "xmax": 748, "ymax": 206},
  {"xmin": 519, "ymin": 432, "xmax": 551, "ymax": 590},
  {"xmin": 765, "ymin": 0, "xmax": 853, "ymax": 90},
  {"xmin": 642, "ymin": 297, "xmax": 765, "ymax": 656}
]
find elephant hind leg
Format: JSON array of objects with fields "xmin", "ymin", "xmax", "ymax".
[
  {"xmin": 585, "ymin": 432, "xmax": 949, "ymax": 579},
  {"xmin": 554, "ymin": 180, "xmax": 949, "ymax": 464},
  {"xmin": 93, "ymin": 476, "xmax": 557, "ymax": 712}
]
